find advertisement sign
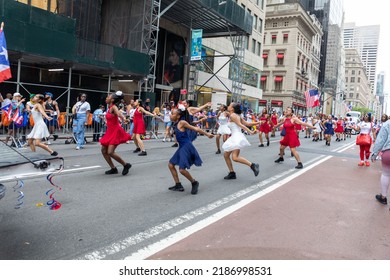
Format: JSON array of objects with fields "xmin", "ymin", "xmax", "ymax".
[{"xmin": 191, "ymin": 29, "xmax": 203, "ymax": 61}]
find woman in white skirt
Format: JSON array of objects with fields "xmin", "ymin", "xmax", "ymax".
[
  {"xmin": 222, "ymin": 102, "xmax": 260, "ymax": 180},
  {"xmin": 27, "ymin": 94, "xmax": 58, "ymax": 156},
  {"xmin": 215, "ymin": 104, "xmax": 231, "ymax": 154}
]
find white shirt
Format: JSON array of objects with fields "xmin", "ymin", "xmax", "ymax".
[
  {"xmin": 74, "ymin": 101, "xmax": 91, "ymax": 114},
  {"xmin": 358, "ymin": 121, "xmax": 372, "ymax": 135},
  {"xmin": 163, "ymin": 108, "xmax": 171, "ymax": 122}
]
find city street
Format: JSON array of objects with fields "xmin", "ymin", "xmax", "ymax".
[{"xmin": 1, "ymin": 133, "xmax": 387, "ymax": 260}]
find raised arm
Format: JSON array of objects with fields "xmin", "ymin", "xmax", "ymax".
[
  {"xmin": 187, "ymin": 102, "xmax": 212, "ymax": 115},
  {"xmin": 180, "ymin": 120, "xmax": 214, "ymax": 138}
]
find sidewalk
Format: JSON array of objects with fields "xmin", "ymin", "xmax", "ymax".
[{"xmin": 148, "ymin": 145, "xmax": 390, "ymax": 260}]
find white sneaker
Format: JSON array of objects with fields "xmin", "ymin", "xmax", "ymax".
[
  {"xmin": 76, "ymin": 146, "xmax": 80, "ymax": 150},
  {"xmin": 162, "ymin": 138, "xmax": 166, "ymax": 142},
  {"xmin": 47, "ymin": 141, "xmax": 52, "ymax": 145}
]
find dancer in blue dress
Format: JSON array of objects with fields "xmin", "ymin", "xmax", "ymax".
[{"xmin": 168, "ymin": 108, "xmax": 214, "ymax": 195}]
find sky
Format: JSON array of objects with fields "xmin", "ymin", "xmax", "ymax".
[{"xmin": 343, "ymin": 0, "xmax": 389, "ymax": 93}]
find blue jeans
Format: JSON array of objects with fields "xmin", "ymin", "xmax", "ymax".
[{"xmin": 73, "ymin": 113, "xmax": 87, "ymax": 148}]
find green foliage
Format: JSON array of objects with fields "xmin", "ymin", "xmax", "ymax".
[{"xmin": 352, "ymin": 107, "xmax": 371, "ymax": 115}]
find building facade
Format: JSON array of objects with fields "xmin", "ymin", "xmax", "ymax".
[
  {"xmin": 344, "ymin": 23, "xmax": 380, "ymax": 95},
  {"xmin": 261, "ymin": 0, "xmax": 322, "ymax": 116},
  {"xmin": 344, "ymin": 49, "xmax": 372, "ymax": 113}
]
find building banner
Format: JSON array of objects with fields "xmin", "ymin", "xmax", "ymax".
[{"xmin": 190, "ymin": 29, "xmax": 203, "ymax": 61}]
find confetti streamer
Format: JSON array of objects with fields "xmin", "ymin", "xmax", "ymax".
[
  {"xmin": 13, "ymin": 180, "xmax": 24, "ymax": 209},
  {"xmin": 45, "ymin": 165, "xmax": 64, "ymax": 211}
]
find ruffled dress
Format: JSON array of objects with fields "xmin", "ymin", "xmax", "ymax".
[
  {"xmin": 169, "ymin": 122, "xmax": 202, "ymax": 169},
  {"xmin": 133, "ymin": 108, "xmax": 146, "ymax": 134},
  {"xmin": 100, "ymin": 106, "xmax": 131, "ymax": 146},
  {"xmin": 217, "ymin": 114, "xmax": 231, "ymax": 135},
  {"xmin": 27, "ymin": 107, "xmax": 50, "ymax": 139},
  {"xmin": 280, "ymin": 118, "xmax": 300, "ymax": 148},
  {"xmin": 222, "ymin": 121, "xmax": 250, "ymax": 151}
]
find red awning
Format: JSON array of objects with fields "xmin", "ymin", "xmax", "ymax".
[
  {"xmin": 262, "ymin": 53, "xmax": 268, "ymax": 58},
  {"xmin": 271, "ymin": 35, "xmax": 277, "ymax": 38},
  {"xmin": 274, "ymin": 76, "xmax": 283, "ymax": 82},
  {"xmin": 283, "ymin": 34, "xmax": 289, "ymax": 38},
  {"xmin": 271, "ymin": 100, "xmax": 283, "ymax": 106},
  {"xmin": 260, "ymin": 76, "xmax": 267, "ymax": 81},
  {"xmin": 277, "ymin": 53, "xmax": 284, "ymax": 59},
  {"xmin": 259, "ymin": 100, "xmax": 267, "ymax": 105}
]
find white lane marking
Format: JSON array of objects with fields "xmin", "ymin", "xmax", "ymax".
[{"xmin": 80, "ymin": 142, "xmax": 355, "ymax": 260}]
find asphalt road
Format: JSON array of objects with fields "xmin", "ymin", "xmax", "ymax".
[{"xmin": 0, "ymin": 133, "xmax": 358, "ymax": 259}]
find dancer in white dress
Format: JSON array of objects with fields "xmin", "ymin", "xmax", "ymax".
[
  {"xmin": 215, "ymin": 104, "xmax": 231, "ymax": 154},
  {"xmin": 27, "ymin": 94, "xmax": 58, "ymax": 156},
  {"xmin": 222, "ymin": 102, "xmax": 260, "ymax": 179}
]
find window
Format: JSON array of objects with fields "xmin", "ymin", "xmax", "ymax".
[
  {"xmin": 260, "ymin": 76, "xmax": 267, "ymax": 90},
  {"xmin": 277, "ymin": 53, "xmax": 284, "ymax": 65},
  {"xmin": 284, "ymin": 22, "xmax": 289, "ymax": 27},
  {"xmin": 345, "ymin": 77, "xmax": 348, "ymax": 83},
  {"xmin": 254, "ymin": 15, "xmax": 258, "ymax": 30},
  {"xmin": 245, "ymin": 36, "xmax": 249, "ymax": 50},
  {"xmin": 262, "ymin": 53, "xmax": 268, "ymax": 66},
  {"xmin": 273, "ymin": 22, "xmax": 278, "ymax": 28},
  {"xmin": 252, "ymin": 39, "xmax": 256, "ymax": 53},
  {"xmin": 274, "ymin": 76, "xmax": 283, "ymax": 91},
  {"xmin": 272, "ymin": 35, "xmax": 277, "ymax": 44},
  {"xmin": 358, "ymin": 77, "xmax": 361, "ymax": 83},
  {"xmin": 351, "ymin": 77, "xmax": 355, "ymax": 83},
  {"xmin": 283, "ymin": 33, "xmax": 288, "ymax": 44},
  {"xmin": 352, "ymin": 70, "xmax": 355, "ymax": 75},
  {"xmin": 257, "ymin": 42, "xmax": 261, "ymax": 56},
  {"xmin": 259, "ymin": 18, "xmax": 263, "ymax": 33}
]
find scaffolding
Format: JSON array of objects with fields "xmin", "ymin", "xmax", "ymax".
[
  {"xmin": 139, "ymin": 0, "xmax": 161, "ymax": 94},
  {"xmin": 231, "ymin": 34, "xmax": 245, "ymax": 103}
]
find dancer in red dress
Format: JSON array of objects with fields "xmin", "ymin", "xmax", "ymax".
[
  {"xmin": 258, "ymin": 108, "xmax": 271, "ymax": 147},
  {"xmin": 100, "ymin": 92, "xmax": 132, "ymax": 175},
  {"xmin": 132, "ymin": 99, "xmax": 156, "ymax": 156},
  {"xmin": 274, "ymin": 107, "xmax": 315, "ymax": 169}
]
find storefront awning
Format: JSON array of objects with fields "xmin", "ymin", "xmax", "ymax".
[
  {"xmin": 271, "ymin": 100, "xmax": 283, "ymax": 106},
  {"xmin": 262, "ymin": 53, "xmax": 268, "ymax": 59},
  {"xmin": 277, "ymin": 53, "xmax": 284, "ymax": 59},
  {"xmin": 259, "ymin": 99, "xmax": 267, "ymax": 105},
  {"xmin": 260, "ymin": 76, "xmax": 267, "ymax": 81}
]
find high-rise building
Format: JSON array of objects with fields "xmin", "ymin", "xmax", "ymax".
[
  {"xmin": 343, "ymin": 22, "xmax": 380, "ymax": 95},
  {"xmin": 295, "ymin": 0, "xmax": 344, "ymax": 115}
]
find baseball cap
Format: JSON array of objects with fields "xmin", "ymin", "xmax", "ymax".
[
  {"xmin": 45, "ymin": 92, "xmax": 53, "ymax": 98},
  {"xmin": 13, "ymin": 92, "xmax": 22, "ymax": 97}
]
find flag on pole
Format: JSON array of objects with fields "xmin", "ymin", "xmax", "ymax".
[
  {"xmin": 0, "ymin": 23, "xmax": 12, "ymax": 83},
  {"xmin": 304, "ymin": 89, "xmax": 320, "ymax": 108},
  {"xmin": 12, "ymin": 108, "xmax": 23, "ymax": 125}
]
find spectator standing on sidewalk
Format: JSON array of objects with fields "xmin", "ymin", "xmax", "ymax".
[
  {"xmin": 371, "ymin": 118, "xmax": 390, "ymax": 205},
  {"xmin": 72, "ymin": 93, "xmax": 90, "ymax": 150},
  {"xmin": 4, "ymin": 92, "xmax": 25, "ymax": 146},
  {"xmin": 99, "ymin": 92, "xmax": 131, "ymax": 176},
  {"xmin": 92, "ymin": 105, "xmax": 105, "ymax": 142},
  {"xmin": 44, "ymin": 92, "xmax": 60, "ymax": 144}
]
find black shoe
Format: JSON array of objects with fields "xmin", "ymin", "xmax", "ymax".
[
  {"xmin": 275, "ymin": 157, "xmax": 284, "ymax": 163},
  {"xmin": 216, "ymin": 149, "xmax": 221, "ymax": 154},
  {"xmin": 295, "ymin": 162, "xmax": 303, "ymax": 169},
  {"xmin": 138, "ymin": 151, "xmax": 147, "ymax": 156},
  {"xmin": 258, "ymin": 144, "xmax": 264, "ymax": 147},
  {"xmin": 375, "ymin": 194, "xmax": 387, "ymax": 205},
  {"xmin": 191, "ymin": 180, "xmax": 199, "ymax": 195},
  {"xmin": 133, "ymin": 147, "xmax": 141, "ymax": 153},
  {"xmin": 304, "ymin": 136, "xmax": 308, "ymax": 138},
  {"xmin": 172, "ymin": 143, "xmax": 178, "ymax": 147},
  {"xmin": 105, "ymin": 167, "xmax": 118, "ymax": 174},
  {"xmin": 169, "ymin": 183, "xmax": 184, "ymax": 192},
  {"xmin": 267, "ymin": 140, "xmax": 270, "ymax": 146},
  {"xmin": 53, "ymin": 135, "xmax": 58, "ymax": 141},
  {"xmin": 122, "ymin": 163, "xmax": 132, "ymax": 175},
  {"xmin": 50, "ymin": 151, "xmax": 58, "ymax": 156},
  {"xmin": 224, "ymin": 172, "xmax": 236, "ymax": 180},
  {"xmin": 250, "ymin": 163, "xmax": 260, "ymax": 177},
  {"xmin": 291, "ymin": 152, "xmax": 294, "ymax": 157}
]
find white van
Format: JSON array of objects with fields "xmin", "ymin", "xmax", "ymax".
[
  {"xmin": 345, "ymin": 111, "xmax": 361, "ymax": 134},
  {"xmin": 345, "ymin": 111, "xmax": 361, "ymax": 124}
]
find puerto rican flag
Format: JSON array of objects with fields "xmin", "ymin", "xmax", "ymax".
[
  {"xmin": 12, "ymin": 108, "xmax": 23, "ymax": 125},
  {"xmin": 1, "ymin": 103, "xmax": 12, "ymax": 119},
  {"xmin": 0, "ymin": 28, "xmax": 12, "ymax": 83}
]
